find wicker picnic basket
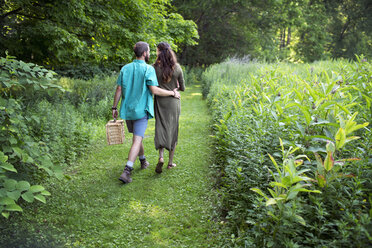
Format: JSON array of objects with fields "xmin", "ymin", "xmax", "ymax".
[{"xmin": 106, "ymin": 119, "xmax": 125, "ymax": 145}]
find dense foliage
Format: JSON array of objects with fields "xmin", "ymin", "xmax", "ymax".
[
  {"xmin": 1, "ymin": 0, "xmax": 198, "ymax": 76},
  {"xmin": 173, "ymin": 0, "xmax": 372, "ymax": 65},
  {"xmin": 203, "ymin": 57, "xmax": 371, "ymax": 247},
  {"xmin": 0, "ymin": 55, "xmax": 116, "ymax": 218}
]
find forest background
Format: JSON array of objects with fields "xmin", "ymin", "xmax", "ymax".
[{"xmin": 2, "ymin": 0, "xmax": 371, "ymax": 72}]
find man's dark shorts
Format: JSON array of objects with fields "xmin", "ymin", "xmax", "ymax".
[{"xmin": 126, "ymin": 116, "xmax": 148, "ymax": 138}]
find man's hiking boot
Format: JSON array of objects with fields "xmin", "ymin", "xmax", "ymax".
[
  {"xmin": 140, "ymin": 158, "xmax": 149, "ymax": 169},
  {"xmin": 119, "ymin": 166, "xmax": 133, "ymax": 183}
]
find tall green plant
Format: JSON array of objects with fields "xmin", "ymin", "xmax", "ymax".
[
  {"xmin": 0, "ymin": 55, "xmax": 63, "ymax": 218},
  {"xmin": 204, "ymin": 58, "xmax": 371, "ymax": 247},
  {"xmin": 251, "ymin": 139, "xmax": 321, "ymax": 242}
]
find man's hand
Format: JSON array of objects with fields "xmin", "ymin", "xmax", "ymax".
[
  {"xmin": 112, "ymin": 86, "xmax": 121, "ymax": 120},
  {"xmin": 112, "ymin": 109, "xmax": 118, "ymax": 120},
  {"xmin": 148, "ymin": 86, "xmax": 181, "ymax": 99},
  {"xmin": 173, "ymin": 89, "xmax": 180, "ymax": 99}
]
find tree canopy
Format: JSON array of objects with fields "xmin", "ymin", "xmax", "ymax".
[
  {"xmin": 1, "ymin": 0, "xmax": 198, "ymax": 72},
  {"xmin": 1, "ymin": 0, "xmax": 371, "ymax": 69}
]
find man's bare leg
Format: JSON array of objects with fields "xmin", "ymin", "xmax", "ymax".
[
  {"xmin": 138, "ymin": 138, "xmax": 145, "ymax": 157},
  {"xmin": 128, "ymin": 135, "xmax": 143, "ymax": 163}
]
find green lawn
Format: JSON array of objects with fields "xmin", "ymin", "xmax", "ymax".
[{"xmin": 0, "ymin": 85, "xmax": 221, "ymax": 248}]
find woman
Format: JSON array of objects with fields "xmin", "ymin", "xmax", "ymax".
[{"xmin": 153, "ymin": 42, "xmax": 185, "ymax": 173}]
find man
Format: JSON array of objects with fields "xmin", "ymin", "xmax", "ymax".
[{"xmin": 112, "ymin": 41, "xmax": 180, "ymax": 184}]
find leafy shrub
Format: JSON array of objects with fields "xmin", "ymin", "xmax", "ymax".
[
  {"xmin": 183, "ymin": 66, "xmax": 205, "ymax": 86},
  {"xmin": 0, "ymin": 55, "xmax": 63, "ymax": 218},
  {"xmin": 26, "ymin": 101, "xmax": 92, "ymax": 166},
  {"xmin": 59, "ymin": 75, "xmax": 116, "ymax": 121},
  {"xmin": 54, "ymin": 63, "xmax": 117, "ymax": 80},
  {"xmin": 0, "ymin": 55, "xmax": 113, "ymax": 219},
  {"xmin": 205, "ymin": 57, "xmax": 371, "ymax": 247}
]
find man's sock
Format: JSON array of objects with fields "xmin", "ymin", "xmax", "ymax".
[
  {"xmin": 126, "ymin": 161, "xmax": 134, "ymax": 170},
  {"xmin": 139, "ymin": 155, "xmax": 146, "ymax": 160}
]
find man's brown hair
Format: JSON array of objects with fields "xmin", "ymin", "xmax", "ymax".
[{"xmin": 134, "ymin": 41, "xmax": 149, "ymax": 58}]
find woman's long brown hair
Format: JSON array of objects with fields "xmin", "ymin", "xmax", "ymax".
[{"xmin": 154, "ymin": 42, "xmax": 177, "ymax": 83}]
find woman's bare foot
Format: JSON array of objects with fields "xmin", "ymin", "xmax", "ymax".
[{"xmin": 167, "ymin": 163, "xmax": 176, "ymax": 169}]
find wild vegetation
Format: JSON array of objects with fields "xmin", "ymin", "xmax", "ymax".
[
  {"xmin": 0, "ymin": 55, "xmax": 115, "ymax": 219},
  {"xmin": 1, "ymin": 0, "xmax": 372, "ymax": 247},
  {"xmin": 203, "ymin": 56, "xmax": 371, "ymax": 247}
]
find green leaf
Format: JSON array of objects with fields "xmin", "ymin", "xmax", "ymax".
[
  {"xmin": 268, "ymin": 154, "xmax": 281, "ymax": 177},
  {"xmin": 346, "ymin": 122, "xmax": 369, "ymax": 135},
  {"xmin": 0, "ymin": 162, "xmax": 17, "ymax": 172},
  {"xmin": 345, "ymin": 136, "xmax": 360, "ymax": 144},
  {"xmin": 21, "ymin": 192, "xmax": 34, "ymax": 203},
  {"xmin": 0, "ymin": 197, "xmax": 16, "ymax": 205},
  {"xmin": 4, "ymin": 179, "xmax": 17, "ymax": 191},
  {"xmin": 267, "ymin": 188, "xmax": 277, "ymax": 198},
  {"xmin": 250, "ymin": 188, "xmax": 269, "ymax": 199},
  {"xmin": 34, "ymin": 194, "xmax": 46, "ymax": 204},
  {"xmin": 2, "ymin": 211, "xmax": 10, "ymax": 219},
  {"xmin": 336, "ymin": 103, "xmax": 350, "ymax": 115},
  {"xmin": 317, "ymin": 100, "xmax": 337, "ymax": 112},
  {"xmin": 317, "ymin": 174, "xmax": 326, "ymax": 188},
  {"xmin": 294, "ymin": 215, "xmax": 306, "ymax": 226},
  {"xmin": 17, "ymin": 181, "xmax": 30, "ymax": 191},
  {"xmin": 26, "ymin": 156, "xmax": 34, "ymax": 164},
  {"xmin": 296, "ymin": 122, "xmax": 305, "ymax": 136},
  {"xmin": 326, "ymin": 142, "xmax": 335, "ymax": 153},
  {"xmin": 307, "ymin": 146, "xmax": 326, "ymax": 153},
  {"xmin": 287, "ymin": 190, "xmax": 299, "ymax": 200},
  {"xmin": 41, "ymin": 190, "xmax": 51, "ymax": 196},
  {"xmin": 5, "ymin": 204, "xmax": 23, "ymax": 212},
  {"xmin": 269, "ymin": 182, "xmax": 288, "ymax": 189},
  {"xmin": 29, "ymin": 185, "xmax": 45, "ymax": 193},
  {"xmin": 12, "ymin": 147, "xmax": 24, "ymax": 159},
  {"xmin": 9, "ymin": 136, "xmax": 17, "ymax": 145},
  {"xmin": 0, "ymin": 152, "xmax": 8, "ymax": 163},
  {"xmin": 266, "ymin": 198, "xmax": 277, "ymax": 206},
  {"xmin": 294, "ymin": 103, "xmax": 311, "ymax": 126},
  {"xmin": 324, "ymin": 151, "xmax": 334, "ymax": 171},
  {"xmin": 308, "ymin": 135, "xmax": 333, "ymax": 142},
  {"xmin": 7, "ymin": 190, "xmax": 21, "ymax": 201},
  {"xmin": 335, "ymin": 128, "xmax": 346, "ymax": 149},
  {"xmin": 279, "ymin": 138, "xmax": 284, "ymax": 154}
]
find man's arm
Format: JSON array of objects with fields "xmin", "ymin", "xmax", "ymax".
[
  {"xmin": 112, "ymin": 85, "xmax": 122, "ymax": 119},
  {"xmin": 148, "ymin": 86, "xmax": 180, "ymax": 99}
]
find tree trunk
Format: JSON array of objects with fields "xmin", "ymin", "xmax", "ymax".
[
  {"xmin": 280, "ymin": 28, "xmax": 286, "ymax": 49},
  {"xmin": 286, "ymin": 27, "xmax": 291, "ymax": 47}
]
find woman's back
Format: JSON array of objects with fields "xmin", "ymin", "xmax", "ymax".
[{"xmin": 153, "ymin": 63, "xmax": 185, "ymax": 91}]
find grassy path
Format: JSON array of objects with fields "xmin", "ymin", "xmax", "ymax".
[{"xmin": 1, "ymin": 85, "xmax": 219, "ymax": 248}]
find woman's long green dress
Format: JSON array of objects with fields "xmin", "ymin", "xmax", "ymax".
[{"xmin": 153, "ymin": 63, "xmax": 185, "ymax": 151}]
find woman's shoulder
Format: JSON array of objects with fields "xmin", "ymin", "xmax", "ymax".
[{"xmin": 174, "ymin": 63, "xmax": 183, "ymax": 72}]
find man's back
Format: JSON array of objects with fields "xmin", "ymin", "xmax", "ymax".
[{"xmin": 116, "ymin": 60, "xmax": 158, "ymax": 120}]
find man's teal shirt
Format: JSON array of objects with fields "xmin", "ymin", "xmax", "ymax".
[{"xmin": 116, "ymin": 60, "xmax": 159, "ymax": 120}]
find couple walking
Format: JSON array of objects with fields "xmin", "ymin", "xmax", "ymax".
[{"xmin": 112, "ymin": 41, "xmax": 185, "ymax": 184}]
